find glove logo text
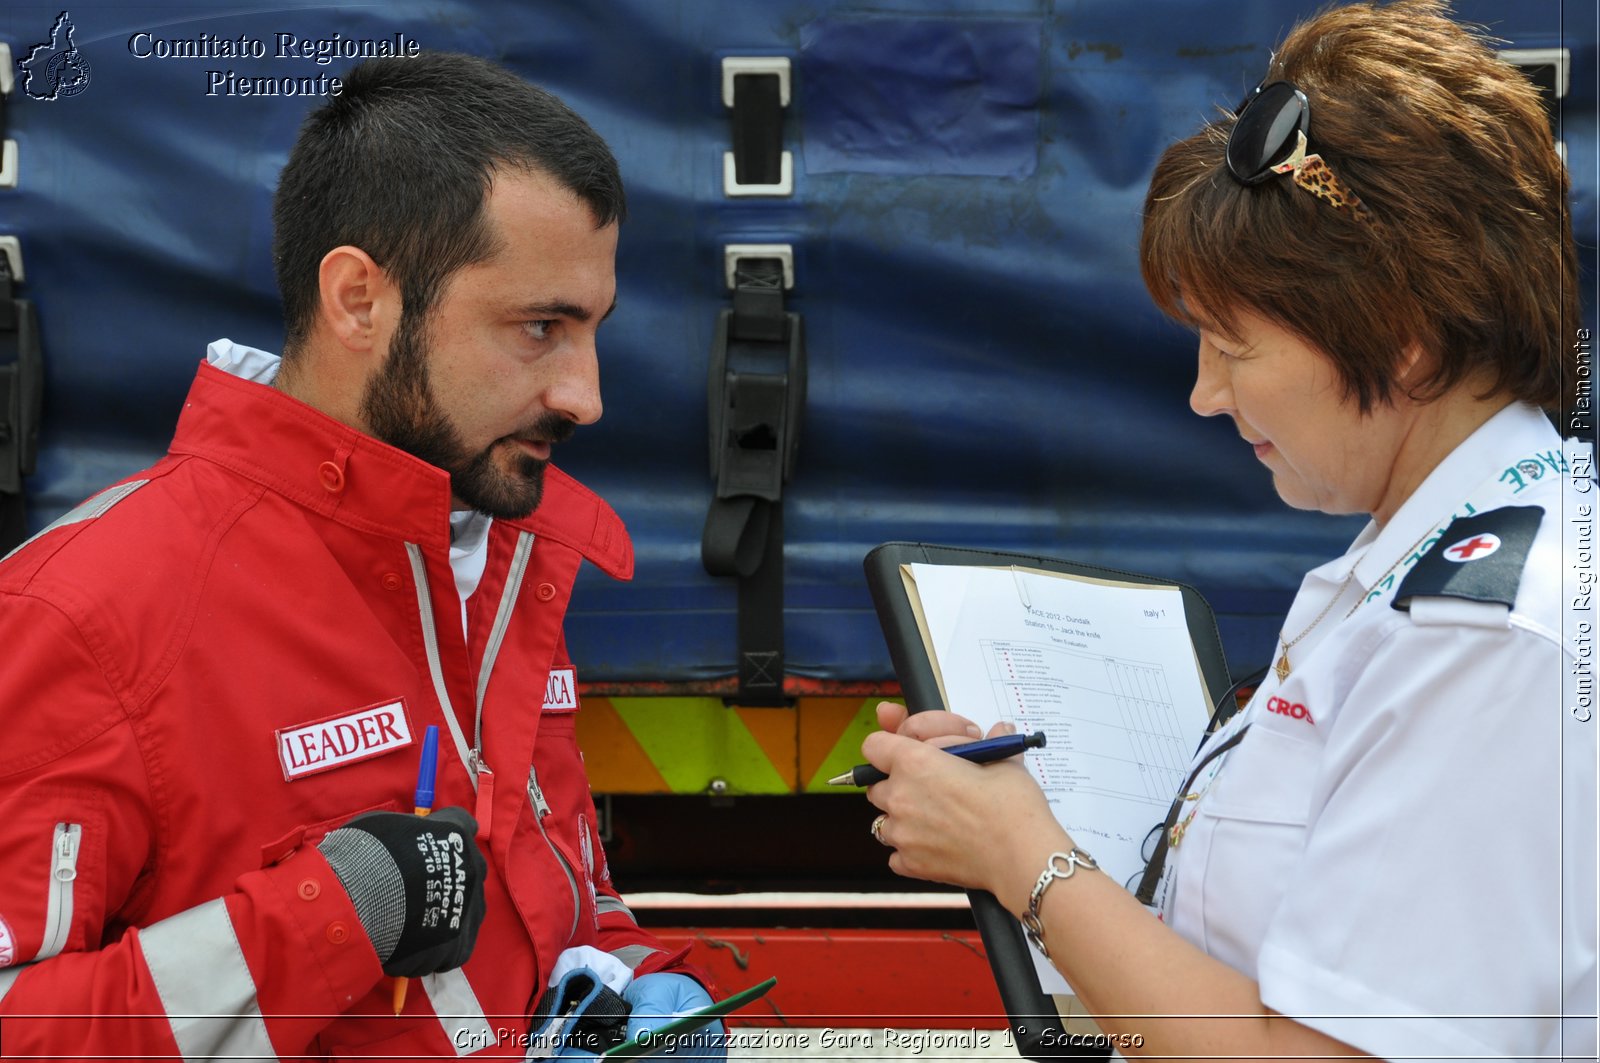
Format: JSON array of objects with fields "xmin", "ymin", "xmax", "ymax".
[{"xmin": 418, "ymin": 830, "xmax": 468, "ymax": 930}]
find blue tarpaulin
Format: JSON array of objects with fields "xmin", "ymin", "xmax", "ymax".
[{"xmin": 2, "ymin": 0, "xmax": 1592, "ymax": 681}]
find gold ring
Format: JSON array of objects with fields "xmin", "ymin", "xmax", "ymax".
[{"xmin": 871, "ymin": 814, "xmax": 888, "ymax": 845}]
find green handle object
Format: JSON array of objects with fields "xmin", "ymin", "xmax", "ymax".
[{"xmin": 602, "ymin": 977, "xmax": 778, "ymax": 1060}]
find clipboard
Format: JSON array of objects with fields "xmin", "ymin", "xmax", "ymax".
[
  {"xmin": 863, "ymin": 542, "xmax": 1233, "ymax": 1062},
  {"xmin": 601, "ymin": 977, "xmax": 777, "ymax": 1059}
]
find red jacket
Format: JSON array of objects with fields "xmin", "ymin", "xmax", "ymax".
[{"xmin": 0, "ymin": 361, "xmax": 696, "ymax": 1059}]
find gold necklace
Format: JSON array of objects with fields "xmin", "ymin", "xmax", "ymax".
[
  {"xmin": 1274, "ymin": 570, "xmax": 1355, "ymax": 682},
  {"xmin": 1273, "ymin": 523, "xmax": 1440, "ymax": 682},
  {"xmin": 1343, "ymin": 524, "xmax": 1441, "ymax": 620}
]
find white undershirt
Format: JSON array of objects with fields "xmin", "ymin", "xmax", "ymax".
[{"xmin": 447, "ymin": 509, "xmax": 493, "ymax": 637}]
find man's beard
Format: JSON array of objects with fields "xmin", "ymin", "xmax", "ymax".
[{"xmin": 360, "ymin": 310, "xmax": 575, "ymax": 519}]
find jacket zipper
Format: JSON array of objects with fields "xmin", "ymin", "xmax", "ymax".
[
  {"xmin": 37, "ymin": 822, "xmax": 81, "ymax": 961},
  {"xmin": 526, "ymin": 766, "xmax": 581, "ymax": 941}
]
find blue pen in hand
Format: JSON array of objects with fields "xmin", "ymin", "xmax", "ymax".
[
  {"xmin": 827, "ymin": 730, "xmax": 1047, "ymax": 787},
  {"xmin": 392, "ymin": 725, "xmax": 439, "ymax": 1015},
  {"xmin": 410, "ymin": 725, "xmax": 439, "ymax": 817}
]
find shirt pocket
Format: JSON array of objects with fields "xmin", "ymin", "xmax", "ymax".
[
  {"xmin": 1192, "ymin": 725, "xmax": 1320, "ymax": 972},
  {"xmin": 256, "ymin": 798, "xmax": 406, "ymax": 868}
]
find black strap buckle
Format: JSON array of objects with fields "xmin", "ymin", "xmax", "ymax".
[
  {"xmin": 0, "ymin": 252, "xmax": 42, "ymax": 553},
  {"xmin": 722, "ymin": 58, "xmax": 793, "ymax": 197},
  {"xmin": 702, "ymin": 256, "xmax": 805, "ymax": 704}
]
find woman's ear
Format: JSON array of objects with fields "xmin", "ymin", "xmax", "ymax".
[{"xmin": 1396, "ymin": 339, "xmax": 1436, "ymax": 397}]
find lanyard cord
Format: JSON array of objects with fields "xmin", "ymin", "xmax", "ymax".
[
  {"xmin": 1131, "ymin": 662, "xmax": 1270, "ymax": 904},
  {"xmin": 1199, "ymin": 662, "xmax": 1270, "ymax": 742}
]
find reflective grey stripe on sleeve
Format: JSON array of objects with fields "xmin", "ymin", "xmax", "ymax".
[
  {"xmin": 595, "ymin": 894, "xmax": 636, "ymax": 922},
  {"xmin": 610, "ymin": 945, "xmax": 663, "ymax": 971},
  {"xmin": 2, "ymin": 479, "xmax": 148, "ymax": 563},
  {"xmin": 0, "ymin": 964, "xmax": 23, "ymax": 1004},
  {"xmin": 140, "ymin": 898, "xmax": 276, "ymax": 1061},
  {"xmin": 422, "ymin": 968, "xmax": 494, "ymax": 1057}
]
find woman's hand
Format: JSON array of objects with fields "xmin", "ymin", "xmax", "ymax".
[
  {"xmin": 860, "ymin": 723, "xmax": 1069, "ymax": 913},
  {"xmin": 873, "ymin": 700, "xmax": 982, "ymax": 744}
]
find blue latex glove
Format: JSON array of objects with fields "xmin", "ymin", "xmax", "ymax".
[{"xmin": 622, "ymin": 973, "xmax": 727, "ymax": 1060}]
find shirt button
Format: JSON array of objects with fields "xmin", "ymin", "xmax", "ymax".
[
  {"xmin": 318, "ymin": 461, "xmax": 346, "ymax": 493},
  {"xmin": 382, "ymin": 572, "xmax": 404, "ymax": 592},
  {"xmin": 326, "ymin": 920, "xmax": 350, "ymax": 945},
  {"xmin": 536, "ymin": 582, "xmax": 556, "ymax": 602},
  {"xmin": 298, "ymin": 878, "xmax": 322, "ymax": 901}
]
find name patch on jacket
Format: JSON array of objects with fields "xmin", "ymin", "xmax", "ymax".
[
  {"xmin": 277, "ymin": 699, "xmax": 414, "ymax": 780},
  {"xmin": 543, "ymin": 668, "xmax": 578, "ymax": 713}
]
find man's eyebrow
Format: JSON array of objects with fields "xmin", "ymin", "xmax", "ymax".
[{"xmin": 514, "ymin": 300, "xmax": 618, "ymax": 323}]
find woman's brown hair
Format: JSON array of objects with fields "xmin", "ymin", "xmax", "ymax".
[{"xmin": 1141, "ymin": 0, "xmax": 1576, "ymax": 417}]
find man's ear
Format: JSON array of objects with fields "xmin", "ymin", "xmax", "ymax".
[{"xmin": 317, "ymin": 246, "xmax": 399, "ymax": 353}]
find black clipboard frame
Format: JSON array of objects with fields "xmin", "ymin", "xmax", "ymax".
[{"xmin": 863, "ymin": 542, "xmax": 1234, "ymax": 1061}]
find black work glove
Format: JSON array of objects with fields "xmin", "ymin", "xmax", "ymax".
[{"xmin": 317, "ymin": 806, "xmax": 488, "ymax": 978}]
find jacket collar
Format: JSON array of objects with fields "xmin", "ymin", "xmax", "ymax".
[{"xmin": 168, "ymin": 360, "xmax": 632, "ymax": 579}]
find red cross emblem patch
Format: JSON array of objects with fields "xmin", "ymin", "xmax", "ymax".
[{"xmin": 1443, "ymin": 533, "xmax": 1501, "ymax": 563}]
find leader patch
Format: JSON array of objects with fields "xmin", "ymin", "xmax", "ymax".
[
  {"xmin": 1394, "ymin": 506, "xmax": 1543, "ymax": 612},
  {"xmin": 543, "ymin": 668, "xmax": 578, "ymax": 713},
  {"xmin": 277, "ymin": 699, "xmax": 413, "ymax": 781}
]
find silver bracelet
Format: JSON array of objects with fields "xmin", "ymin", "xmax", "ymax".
[{"xmin": 1020, "ymin": 848, "xmax": 1098, "ymax": 958}]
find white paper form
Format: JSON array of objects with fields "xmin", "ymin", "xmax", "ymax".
[{"xmin": 906, "ymin": 563, "xmax": 1212, "ymax": 992}]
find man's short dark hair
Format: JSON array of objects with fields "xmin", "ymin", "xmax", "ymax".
[{"xmin": 272, "ymin": 52, "xmax": 625, "ymax": 351}]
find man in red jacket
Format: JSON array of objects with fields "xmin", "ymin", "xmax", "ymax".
[{"xmin": 0, "ymin": 53, "xmax": 718, "ymax": 1060}]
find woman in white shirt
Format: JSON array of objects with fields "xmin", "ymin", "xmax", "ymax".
[{"xmin": 860, "ymin": 2, "xmax": 1595, "ymax": 1059}]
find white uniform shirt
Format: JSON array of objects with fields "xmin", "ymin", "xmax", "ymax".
[{"xmin": 1157, "ymin": 403, "xmax": 1597, "ymax": 1061}]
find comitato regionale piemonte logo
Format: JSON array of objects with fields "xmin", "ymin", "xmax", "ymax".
[{"xmin": 18, "ymin": 11, "xmax": 93, "ymax": 101}]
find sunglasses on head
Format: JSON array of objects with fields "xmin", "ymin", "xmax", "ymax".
[{"xmin": 1225, "ymin": 79, "xmax": 1377, "ymax": 225}]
